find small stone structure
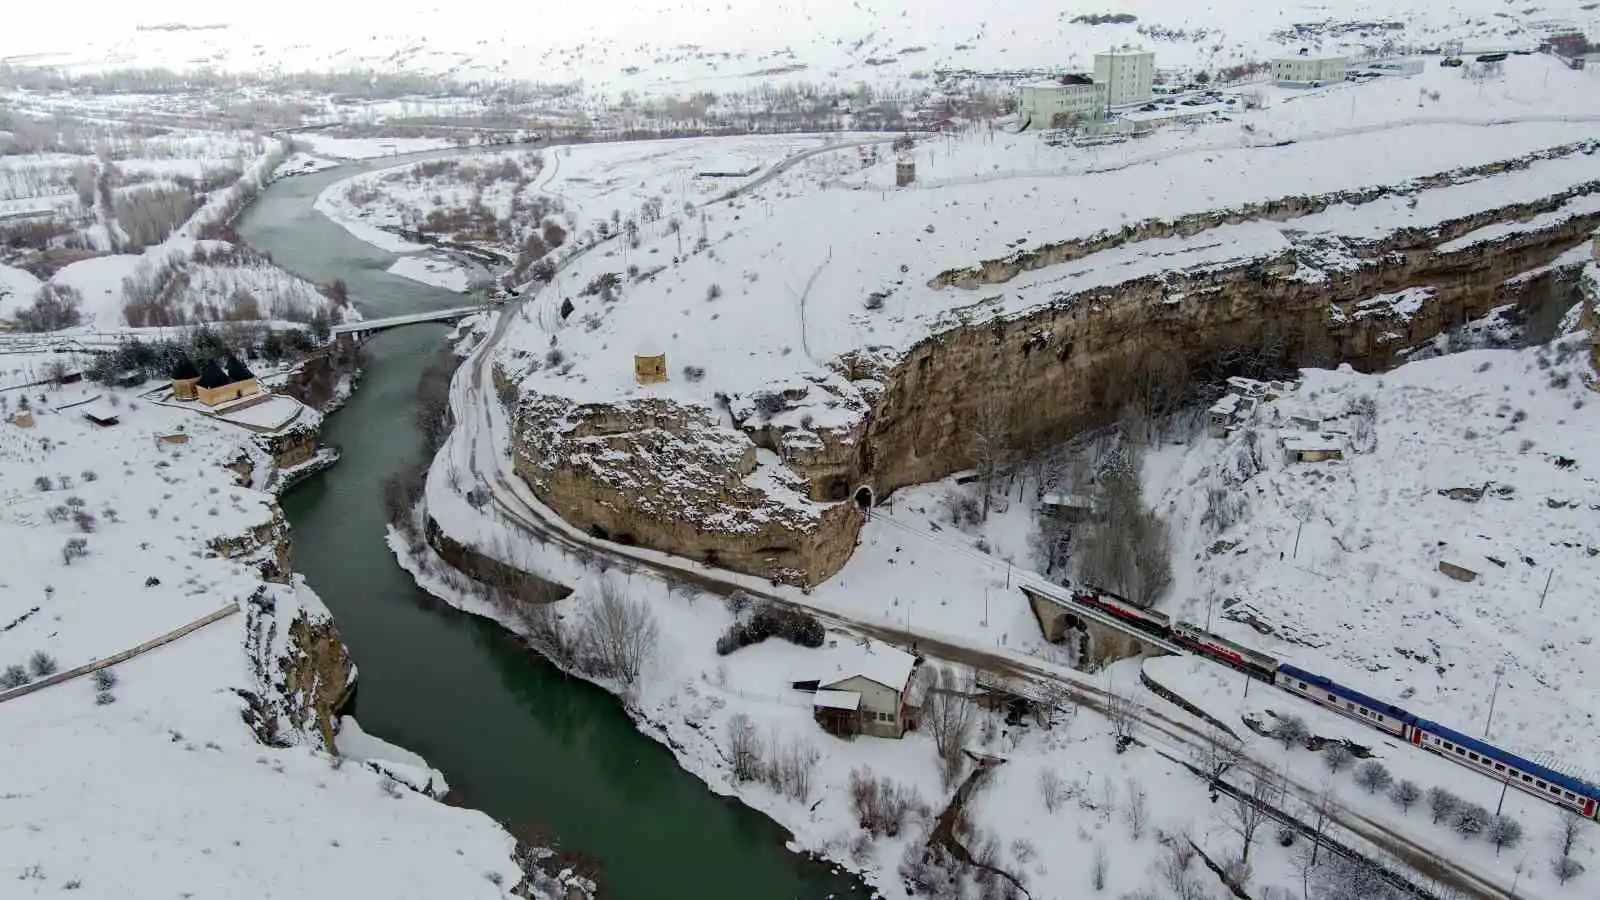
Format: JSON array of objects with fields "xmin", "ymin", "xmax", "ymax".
[
  {"xmin": 896, "ymin": 159, "xmax": 916, "ymax": 187},
  {"xmin": 633, "ymin": 338, "xmax": 667, "ymax": 385}
]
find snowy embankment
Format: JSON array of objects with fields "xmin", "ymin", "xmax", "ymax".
[{"xmin": 0, "ymin": 362, "xmax": 553, "ymax": 898}]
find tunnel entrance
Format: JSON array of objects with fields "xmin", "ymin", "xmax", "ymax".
[{"xmin": 854, "ymin": 485, "xmax": 875, "ymax": 510}]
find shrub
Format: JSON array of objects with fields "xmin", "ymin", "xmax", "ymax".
[
  {"xmin": 726, "ymin": 713, "xmax": 762, "ymax": 782},
  {"xmin": 1554, "ymin": 856, "xmax": 1585, "ymax": 884},
  {"xmin": 545, "ymin": 348, "xmax": 565, "ymax": 368},
  {"xmin": 715, "ymin": 600, "xmax": 825, "ymax": 655},
  {"xmin": 0, "ymin": 665, "xmax": 29, "ymax": 689},
  {"xmin": 33, "ymin": 476, "xmax": 52, "ymax": 492},
  {"xmin": 28, "ymin": 651, "xmax": 58, "ymax": 677},
  {"xmin": 95, "ymin": 690, "xmax": 116, "ymax": 705},
  {"xmin": 705, "ymin": 283, "xmax": 723, "ymax": 301},
  {"xmin": 1355, "ymin": 761, "xmax": 1392, "ymax": 794},
  {"xmin": 849, "ymin": 768, "xmax": 924, "ymax": 837},
  {"xmin": 72, "ymin": 510, "xmax": 97, "ymax": 533},
  {"xmin": 682, "ymin": 365, "xmax": 706, "ymax": 383},
  {"xmin": 62, "ymin": 537, "xmax": 88, "ymax": 564},
  {"xmin": 93, "ymin": 669, "xmax": 118, "ymax": 691}
]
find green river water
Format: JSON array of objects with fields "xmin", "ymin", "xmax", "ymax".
[{"xmin": 239, "ymin": 156, "xmax": 870, "ymax": 900}]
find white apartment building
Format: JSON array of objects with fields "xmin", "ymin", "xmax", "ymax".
[
  {"xmin": 1018, "ymin": 77, "xmax": 1107, "ymax": 127},
  {"xmin": 1093, "ymin": 48, "xmax": 1156, "ymax": 106},
  {"xmin": 1271, "ymin": 53, "xmax": 1348, "ymax": 85}
]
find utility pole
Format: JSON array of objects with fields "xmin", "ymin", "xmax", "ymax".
[
  {"xmin": 1484, "ymin": 664, "xmax": 1505, "ymax": 739},
  {"xmin": 1292, "ymin": 520, "xmax": 1305, "ymax": 559}
]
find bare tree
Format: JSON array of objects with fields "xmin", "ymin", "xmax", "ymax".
[
  {"xmin": 1354, "ymin": 761, "xmax": 1392, "ymax": 794},
  {"xmin": 1487, "ymin": 815, "xmax": 1523, "ymax": 855},
  {"xmin": 1038, "ymin": 766, "xmax": 1068, "ymax": 813},
  {"xmin": 1296, "ymin": 786, "xmax": 1340, "ymax": 895},
  {"xmin": 1272, "ymin": 714, "xmax": 1309, "ymax": 750},
  {"xmin": 968, "ymin": 400, "xmax": 1010, "ymax": 520},
  {"xmin": 1390, "ymin": 779, "xmax": 1421, "ymax": 813},
  {"xmin": 1105, "ymin": 690, "xmax": 1137, "ymax": 749},
  {"xmin": 1090, "ymin": 843, "xmax": 1109, "ymax": 892},
  {"xmin": 1125, "ymin": 777, "xmax": 1149, "ymax": 840},
  {"xmin": 1427, "ymin": 786, "xmax": 1460, "ymax": 825},
  {"xmin": 726, "ymin": 713, "xmax": 762, "ymax": 782},
  {"xmin": 1556, "ymin": 809, "xmax": 1586, "ymax": 865},
  {"xmin": 575, "ymin": 579, "xmax": 659, "ymax": 688},
  {"xmin": 922, "ymin": 666, "xmax": 976, "ymax": 788},
  {"xmin": 1196, "ymin": 726, "xmax": 1244, "ymax": 785},
  {"xmin": 1224, "ymin": 772, "xmax": 1279, "ymax": 864},
  {"xmin": 1077, "ymin": 446, "xmax": 1171, "ymax": 607},
  {"xmin": 1323, "ymin": 742, "xmax": 1354, "ymax": 774}
]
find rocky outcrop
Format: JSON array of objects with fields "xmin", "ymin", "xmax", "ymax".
[
  {"xmin": 282, "ymin": 343, "xmax": 362, "ymax": 412},
  {"xmin": 864, "ymin": 190, "xmax": 1600, "ymax": 497},
  {"xmin": 208, "ymin": 505, "xmax": 294, "ymax": 583},
  {"xmin": 509, "ymin": 391, "xmax": 860, "ymax": 586},
  {"xmin": 240, "ymin": 587, "xmax": 355, "ymax": 750}
]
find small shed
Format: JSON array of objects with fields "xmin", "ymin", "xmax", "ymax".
[
  {"xmin": 82, "ymin": 402, "xmax": 119, "ymax": 427},
  {"xmin": 1438, "ymin": 560, "xmax": 1479, "ymax": 583},
  {"xmin": 812, "ymin": 689, "xmax": 862, "ymax": 737},
  {"xmin": 1040, "ymin": 492, "xmax": 1098, "ymax": 523},
  {"xmin": 1281, "ymin": 432, "xmax": 1344, "ymax": 465},
  {"xmin": 634, "ymin": 337, "xmax": 667, "ymax": 386},
  {"xmin": 10, "ymin": 411, "xmax": 35, "ymax": 429},
  {"xmin": 1207, "ymin": 394, "xmax": 1243, "ymax": 437},
  {"xmin": 895, "ymin": 159, "xmax": 916, "ymax": 187}
]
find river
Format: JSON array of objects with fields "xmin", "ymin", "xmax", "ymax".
[{"xmin": 240, "ymin": 158, "xmax": 871, "ymax": 900}]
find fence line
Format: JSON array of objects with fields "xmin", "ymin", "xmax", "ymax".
[{"xmin": 0, "ymin": 603, "xmax": 239, "ymax": 706}]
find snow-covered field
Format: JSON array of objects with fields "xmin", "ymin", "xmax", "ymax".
[
  {"xmin": 388, "ymin": 256, "xmax": 472, "ymax": 293},
  {"xmin": 4, "ymin": 0, "xmax": 1598, "ymax": 97},
  {"xmin": 0, "ymin": 363, "xmax": 549, "ymax": 898}
]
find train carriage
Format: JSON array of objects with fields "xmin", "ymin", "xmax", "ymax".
[
  {"xmin": 1274, "ymin": 663, "xmax": 1414, "ymax": 739},
  {"xmin": 1414, "ymin": 719, "xmax": 1600, "ymax": 819}
]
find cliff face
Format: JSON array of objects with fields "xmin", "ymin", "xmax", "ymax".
[
  {"xmin": 866, "ymin": 196, "xmax": 1600, "ymax": 495},
  {"xmin": 509, "ymin": 390, "xmax": 860, "ymax": 585},
  {"xmin": 508, "ymin": 164, "xmax": 1600, "ymax": 586}
]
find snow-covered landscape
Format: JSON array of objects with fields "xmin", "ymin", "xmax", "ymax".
[{"xmin": 5, "ymin": 5, "xmax": 1600, "ymax": 900}]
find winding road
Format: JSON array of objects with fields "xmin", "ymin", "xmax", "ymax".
[{"xmin": 440, "ymin": 137, "xmax": 1520, "ymax": 900}]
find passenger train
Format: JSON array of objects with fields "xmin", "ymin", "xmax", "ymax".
[{"xmin": 1061, "ymin": 586, "xmax": 1600, "ymax": 819}]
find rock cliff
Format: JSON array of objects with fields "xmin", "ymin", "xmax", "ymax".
[{"xmin": 509, "ymin": 156, "xmax": 1600, "ymax": 586}]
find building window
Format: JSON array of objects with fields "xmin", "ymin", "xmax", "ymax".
[{"xmin": 1495, "ymin": 764, "xmax": 1506, "ymax": 772}]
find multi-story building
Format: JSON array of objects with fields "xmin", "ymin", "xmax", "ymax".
[
  {"xmin": 1018, "ymin": 75, "xmax": 1107, "ymax": 127},
  {"xmin": 1093, "ymin": 48, "xmax": 1156, "ymax": 107},
  {"xmin": 1271, "ymin": 52, "xmax": 1348, "ymax": 85}
]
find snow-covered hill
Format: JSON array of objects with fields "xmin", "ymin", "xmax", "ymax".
[
  {"xmin": 1148, "ymin": 336, "xmax": 1600, "ymax": 773},
  {"xmin": 4, "ymin": 0, "xmax": 1597, "ymax": 96}
]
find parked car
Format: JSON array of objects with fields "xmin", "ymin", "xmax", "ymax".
[{"xmin": 1441, "ymin": 56, "xmax": 1465, "ymax": 67}]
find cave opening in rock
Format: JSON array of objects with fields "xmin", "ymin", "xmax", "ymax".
[{"xmin": 854, "ymin": 485, "xmax": 875, "ymax": 510}]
